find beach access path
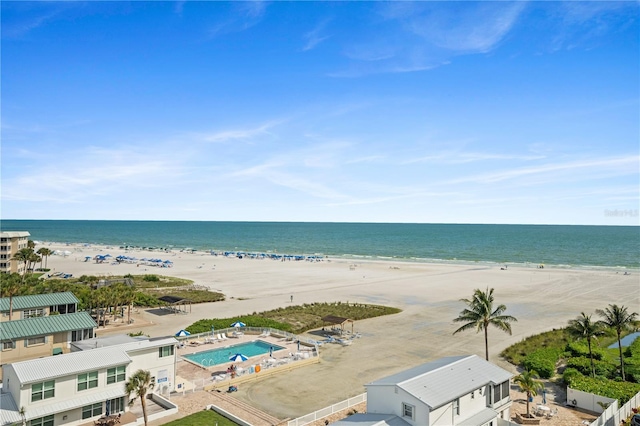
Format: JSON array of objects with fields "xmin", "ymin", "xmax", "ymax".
[{"xmin": 45, "ymin": 243, "xmax": 639, "ymax": 421}]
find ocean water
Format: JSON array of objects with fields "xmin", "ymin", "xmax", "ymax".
[{"xmin": 1, "ymin": 220, "xmax": 638, "ymax": 269}]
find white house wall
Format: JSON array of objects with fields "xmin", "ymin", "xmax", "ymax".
[
  {"xmin": 127, "ymin": 346, "xmax": 176, "ymax": 394},
  {"xmin": 366, "ymin": 385, "xmax": 430, "ymax": 426}
]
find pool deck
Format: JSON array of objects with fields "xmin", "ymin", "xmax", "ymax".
[{"xmin": 174, "ymin": 331, "xmax": 318, "ymax": 390}]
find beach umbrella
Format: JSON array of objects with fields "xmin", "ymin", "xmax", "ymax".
[
  {"xmin": 229, "ymin": 353, "xmax": 248, "ymax": 362},
  {"xmin": 175, "ymin": 329, "xmax": 191, "ymax": 337},
  {"xmin": 230, "ymin": 321, "xmax": 246, "ymax": 328}
]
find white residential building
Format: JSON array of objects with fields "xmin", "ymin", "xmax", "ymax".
[
  {"xmin": 0, "ymin": 336, "xmax": 177, "ymax": 426},
  {"xmin": 333, "ymin": 355, "xmax": 513, "ymax": 426}
]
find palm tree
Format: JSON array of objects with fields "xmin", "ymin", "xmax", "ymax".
[
  {"xmin": 36, "ymin": 247, "xmax": 52, "ymax": 269},
  {"xmin": 596, "ymin": 304, "xmax": 638, "ymax": 381},
  {"xmin": 125, "ymin": 369, "xmax": 153, "ymax": 426},
  {"xmin": 514, "ymin": 370, "xmax": 545, "ymax": 418},
  {"xmin": 567, "ymin": 312, "xmax": 605, "ymax": 378},
  {"xmin": 0, "ymin": 273, "xmax": 23, "ymax": 320},
  {"xmin": 11, "ymin": 248, "xmax": 34, "ymax": 282},
  {"xmin": 453, "ymin": 287, "xmax": 517, "ymax": 360}
]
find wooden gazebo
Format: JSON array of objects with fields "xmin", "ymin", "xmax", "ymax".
[
  {"xmin": 158, "ymin": 295, "xmax": 192, "ymax": 314},
  {"xmin": 321, "ymin": 315, "xmax": 354, "ymax": 334}
]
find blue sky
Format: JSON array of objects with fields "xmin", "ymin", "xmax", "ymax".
[{"xmin": 2, "ymin": 1, "xmax": 638, "ymax": 225}]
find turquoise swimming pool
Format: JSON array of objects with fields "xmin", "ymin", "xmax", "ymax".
[{"xmin": 183, "ymin": 340, "xmax": 285, "ymax": 367}]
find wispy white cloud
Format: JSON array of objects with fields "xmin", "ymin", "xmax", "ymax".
[
  {"xmin": 446, "ymin": 155, "xmax": 639, "ymax": 186},
  {"xmin": 195, "ymin": 120, "xmax": 283, "ymax": 143},
  {"xmin": 302, "ymin": 18, "xmax": 331, "ymax": 52},
  {"xmin": 403, "ymin": 151, "xmax": 546, "ymax": 165},
  {"xmin": 207, "ymin": 1, "xmax": 268, "ymax": 38},
  {"xmin": 1, "ymin": 146, "xmax": 184, "ymax": 203}
]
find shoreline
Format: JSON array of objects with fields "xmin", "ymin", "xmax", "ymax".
[{"xmin": 35, "ymin": 240, "xmax": 640, "ymax": 272}]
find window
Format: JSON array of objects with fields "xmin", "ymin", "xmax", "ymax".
[
  {"xmin": 159, "ymin": 345, "xmax": 174, "ymax": 357},
  {"xmin": 109, "ymin": 397, "xmax": 125, "ymax": 414},
  {"xmin": 402, "ymin": 403, "xmax": 415, "ymax": 419},
  {"xmin": 107, "ymin": 366, "xmax": 127, "ymax": 384},
  {"xmin": 2, "ymin": 341, "xmax": 15, "ymax": 351},
  {"xmin": 78, "ymin": 371, "xmax": 99, "ymax": 391},
  {"xmin": 24, "ymin": 308, "xmax": 44, "ymax": 319},
  {"xmin": 27, "ymin": 336, "xmax": 46, "ymax": 346},
  {"xmin": 82, "ymin": 402, "xmax": 103, "ymax": 419},
  {"xmin": 29, "ymin": 415, "xmax": 54, "ymax": 426},
  {"xmin": 493, "ymin": 380, "xmax": 510, "ymax": 403},
  {"xmin": 453, "ymin": 398, "xmax": 460, "ymax": 415},
  {"xmin": 31, "ymin": 380, "xmax": 55, "ymax": 402},
  {"xmin": 501, "ymin": 381, "xmax": 510, "ymax": 400},
  {"xmin": 71, "ymin": 328, "xmax": 94, "ymax": 342},
  {"xmin": 493, "ymin": 385, "xmax": 501, "ymax": 404},
  {"xmin": 471, "ymin": 390, "xmax": 475, "ymax": 399}
]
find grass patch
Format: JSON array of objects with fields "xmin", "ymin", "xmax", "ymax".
[
  {"xmin": 501, "ymin": 328, "xmax": 571, "ymax": 366},
  {"xmin": 162, "ymin": 410, "xmax": 239, "ymax": 426},
  {"xmin": 186, "ymin": 301, "xmax": 402, "ymax": 335}
]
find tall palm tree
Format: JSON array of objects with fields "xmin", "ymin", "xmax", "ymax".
[
  {"xmin": 514, "ymin": 370, "xmax": 545, "ymax": 418},
  {"xmin": 11, "ymin": 248, "xmax": 34, "ymax": 282},
  {"xmin": 596, "ymin": 304, "xmax": 638, "ymax": 381},
  {"xmin": 567, "ymin": 312, "xmax": 605, "ymax": 378},
  {"xmin": 125, "ymin": 369, "xmax": 153, "ymax": 426},
  {"xmin": 36, "ymin": 248, "xmax": 52, "ymax": 269},
  {"xmin": 453, "ymin": 287, "xmax": 517, "ymax": 360},
  {"xmin": 0, "ymin": 273, "xmax": 23, "ymax": 320}
]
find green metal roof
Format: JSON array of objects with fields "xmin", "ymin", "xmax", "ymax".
[
  {"xmin": 0, "ymin": 292, "xmax": 79, "ymax": 312},
  {"xmin": 0, "ymin": 312, "xmax": 97, "ymax": 341}
]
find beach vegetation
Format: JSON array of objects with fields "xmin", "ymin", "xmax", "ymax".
[
  {"xmin": 142, "ymin": 274, "xmax": 160, "ymax": 282},
  {"xmin": 567, "ymin": 312, "xmax": 606, "ymax": 378},
  {"xmin": 563, "ymin": 374, "xmax": 640, "ymax": 404},
  {"xmin": 186, "ymin": 302, "xmax": 401, "ymax": 335},
  {"xmin": 453, "ymin": 287, "xmax": 517, "ymax": 360},
  {"xmin": 522, "ymin": 347, "xmax": 564, "ymax": 379},
  {"xmin": 161, "ymin": 410, "xmax": 239, "ymax": 426},
  {"xmin": 597, "ymin": 304, "xmax": 639, "ymax": 381}
]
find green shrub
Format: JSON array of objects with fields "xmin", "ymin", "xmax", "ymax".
[
  {"xmin": 143, "ymin": 274, "xmax": 160, "ymax": 282},
  {"xmin": 186, "ymin": 316, "xmax": 291, "ymax": 334},
  {"xmin": 568, "ymin": 375, "xmax": 640, "ymax": 404},
  {"xmin": 523, "ymin": 347, "xmax": 564, "ymax": 379},
  {"xmin": 501, "ymin": 328, "xmax": 571, "ymax": 366},
  {"xmin": 566, "ymin": 357, "xmax": 617, "ymax": 378},
  {"xmin": 566, "ymin": 341, "xmax": 606, "ymax": 360},
  {"xmin": 562, "ymin": 367, "xmax": 582, "ymax": 385}
]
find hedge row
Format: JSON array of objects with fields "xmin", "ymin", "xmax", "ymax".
[{"xmin": 564, "ymin": 374, "xmax": 640, "ymax": 404}]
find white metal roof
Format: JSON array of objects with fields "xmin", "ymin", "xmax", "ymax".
[
  {"xmin": 25, "ymin": 387, "xmax": 126, "ymax": 420},
  {"xmin": 366, "ymin": 355, "xmax": 513, "ymax": 410},
  {"xmin": 8, "ymin": 346, "xmax": 132, "ymax": 384},
  {"xmin": 331, "ymin": 413, "xmax": 412, "ymax": 426},
  {"xmin": 458, "ymin": 407, "xmax": 499, "ymax": 426},
  {"xmin": 8, "ymin": 335, "xmax": 177, "ymax": 384},
  {"xmin": 0, "ymin": 393, "xmax": 22, "ymax": 426}
]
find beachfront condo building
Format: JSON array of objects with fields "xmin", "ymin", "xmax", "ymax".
[
  {"xmin": 0, "ymin": 335, "xmax": 178, "ymax": 426},
  {"xmin": 0, "ymin": 231, "xmax": 31, "ymax": 274},
  {"xmin": 333, "ymin": 354, "xmax": 513, "ymax": 426},
  {"xmin": 0, "ymin": 293, "xmax": 97, "ymax": 380}
]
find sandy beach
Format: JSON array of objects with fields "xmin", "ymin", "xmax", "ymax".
[{"xmin": 39, "ymin": 242, "xmax": 640, "ymax": 421}]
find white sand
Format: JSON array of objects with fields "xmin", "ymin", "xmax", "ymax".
[{"xmin": 40, "ymin": 242, "xmax": 640, "ymax": 419}]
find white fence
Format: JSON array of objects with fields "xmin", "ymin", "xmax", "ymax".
[
  {"xmin": 587, "ymin": 390, "xmax": 640, "ymax": 426},
  {"xmin": 567, "ymin": 387, "xmax": 617, "ymax": 414},
  {"xmin": 287, "ymin": 393, "xmax": 367, "ymax": 426}
]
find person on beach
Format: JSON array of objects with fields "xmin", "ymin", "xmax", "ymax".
[{"xmin": 290, "ymin": 295, "xmax": 293, "ymax": 303}]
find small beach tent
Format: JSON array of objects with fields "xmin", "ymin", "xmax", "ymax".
[
  {"xmin": 321, "ymin": 315, "xmax": 355, "ymax": 335},
  {"xmin": 175, "ymin": 329, "xmax": 190, "ymax": 337}
]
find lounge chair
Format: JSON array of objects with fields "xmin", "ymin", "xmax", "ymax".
[
  {"xmin": 221, "ymin": 333, "xmax": 229, "ymax": 340},
  {"xmin": 216, "ymin": 333, "xmax": 225, "ymax": 340},
  {"xmin": 258, "ymin": 330, "xmax": 270, "ymax": 337}
]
